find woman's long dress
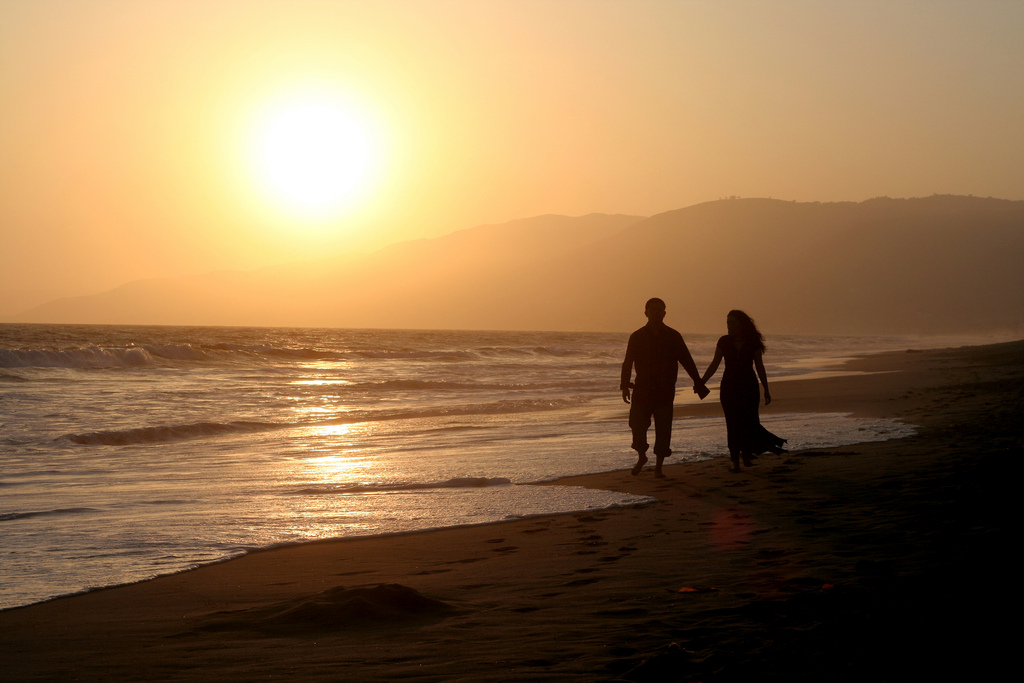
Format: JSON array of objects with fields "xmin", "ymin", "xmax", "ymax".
[{"xmin": 717, "ymin": 335, "xmax": 786, "ymax": 456}]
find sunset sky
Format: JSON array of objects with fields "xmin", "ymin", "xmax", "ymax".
[{"xmin": 2, "ymin": 0, "xmax": 1022, "ymax": 316}]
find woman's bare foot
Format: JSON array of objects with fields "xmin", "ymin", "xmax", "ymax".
[
  {"xmin": 631, "ymin": 453, "xmax": 648, "ymax": 476},
  {"xmin": 742, "ymin": 454, "xmax": 754, "ymax": 467}
]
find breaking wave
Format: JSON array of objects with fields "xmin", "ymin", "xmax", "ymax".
[
  {"xmin": 292, "ymin": 477, "xmax": 514, "ymax": 495},
  {"xmin": 61, "ymin": 421, "xmax": 281, "ymax": 446},
  {"xmin": 0, "ymin": 344, "xmax": 206, "ymax": 368},
  {"xmin": 58, "ymin": 397, "xmax": 583, "ymax": 447},
  {"xmin": 1, "ymin": 340, "xmax": 617, "ymax": 369},
  {"xmin": 1, "ymin": 507, "xmax": 100, "ymax": 522}
]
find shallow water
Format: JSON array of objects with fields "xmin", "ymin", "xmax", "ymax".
[{"xmin": 2, "ymin": 324, "xmax": 985, "ymax": 610}]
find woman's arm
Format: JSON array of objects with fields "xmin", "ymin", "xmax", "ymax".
[
  {"xmin": 754, "ymin": 349, "xmax": 771, "ymax": 405},
  {"xmin": 701, "ymin": 346, "xmax": 724, "ymax": 386}
]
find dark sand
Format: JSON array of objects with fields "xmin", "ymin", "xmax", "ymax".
[{"xmin": 2, "ymin": 340, "xmax": 1020, "ymax": 681}]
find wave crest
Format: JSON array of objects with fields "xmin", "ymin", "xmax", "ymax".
[
  {"xmin": 61, "ymin": 420, "xmax": 280, "ymax": 446},
  {"xmin": 0, "ymin": 343, "xmax": 207, "ymax": 368},
  {"xmin": 1, "ymin": 507, "xmax": 100, "ymax": 522},
  {"xmin": 292, "ymin": 477, "xmax": 513, "ymax": 495}
]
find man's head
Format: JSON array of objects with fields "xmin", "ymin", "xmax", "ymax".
[{"xmin": 644, "ymin": 297, "xmax": 666, "ymax": 324}]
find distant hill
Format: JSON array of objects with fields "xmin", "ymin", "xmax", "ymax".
[{"xmin": 14, "ymin": 196, "xmax": 1024, "ymax": 335}]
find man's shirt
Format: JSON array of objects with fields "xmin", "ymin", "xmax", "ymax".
[{"xmin": 621, "ymin": 323, "xmax": 699, "ymax": 403}]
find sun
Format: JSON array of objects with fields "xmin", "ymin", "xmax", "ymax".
[{"xmin": 250, "ymin": 94, "xmax": 380, "ymax": 220}]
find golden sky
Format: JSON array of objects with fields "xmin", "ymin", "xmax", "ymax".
[{"xmin": 2, "ymin": 0, "xmax": 1022, "ymax": 314}]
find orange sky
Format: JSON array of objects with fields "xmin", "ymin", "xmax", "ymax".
[{"xmin": 2, "ymin": 1, "xmax": 1023, "ymax": 316}]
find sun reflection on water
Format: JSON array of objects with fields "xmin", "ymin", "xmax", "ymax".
[
  {"xmin": 301, "ymin": 452, "xmax": 366, "ymax": 482},
  {"xmin": 292, "ymin": 421, "xmax": 377, "ymax": 483},
  {"xmin": 291, "ymin": 378, "xmax": 351, "ymax": 386}
]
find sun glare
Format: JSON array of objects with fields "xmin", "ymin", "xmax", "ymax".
[{"xmin": 249, "ymin": 94, "xmax": 381, "ymax": 220}]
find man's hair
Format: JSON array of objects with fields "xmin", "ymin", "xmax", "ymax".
[{"xmin": 645, "ymin": 297, "xmax": 665, "ymax": 311}]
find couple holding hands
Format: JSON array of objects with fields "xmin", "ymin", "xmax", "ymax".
[{"xmin": 621, "ymin": 298, "xmax": 786, "ymax": 476}]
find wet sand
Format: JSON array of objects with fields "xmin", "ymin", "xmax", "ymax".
[{"xmin": 2, "ymin": 340, "xmax": 1020, "ymax": 681}]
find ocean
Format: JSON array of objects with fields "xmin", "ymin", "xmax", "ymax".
[{"xmin": 1, "ymin": 323, "xmax": 970, "ymax": 611}]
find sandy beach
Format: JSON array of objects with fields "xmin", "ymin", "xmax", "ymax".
[{"xmin": 2, "ymin": 339, "xmax": 1020, "ymax": 682}]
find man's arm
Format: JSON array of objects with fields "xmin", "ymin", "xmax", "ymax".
[
  {"xmin": 675, "ymin": 336, "xmax": 701, "ymax": 383},
  {"xmin": 620, "ymin": 338, "xmax": 635, "ymax": 403},
  {"xmin": 676, "ymin": 335, "xmax": 709, "ymax": 398}
]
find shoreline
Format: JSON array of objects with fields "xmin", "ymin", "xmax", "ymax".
[
  {"xmin": 0, "ymin": 407, "xmax": 905, "ymax": 615},
  {"xmin": 2, "ymin": 339, "xmax": 1020, "ymax": 681}
]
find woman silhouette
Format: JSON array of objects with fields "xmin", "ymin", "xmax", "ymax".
[{"xmin": 701, "ymin": 310, "xmax": 786, "ymax": 472}]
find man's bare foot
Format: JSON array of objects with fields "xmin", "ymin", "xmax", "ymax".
[
  {"xmin": 654, "ymin": 470, "xmax": 667, "ymax": 479},
  {"xmin": 742, "ymin": 455, "xmax": 754, "ymax": 467},
  {"xmin": 729, "ymin": 464, "xmax": 741, "ymax": 473},
  {"xmin": 631, "ymin": 453, "xmax": 648, "ymax": 476}
]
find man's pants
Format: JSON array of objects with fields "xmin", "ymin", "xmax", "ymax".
[{"xmin": 629, "ymin": 397, "xmax": 673, "ymax": 457}]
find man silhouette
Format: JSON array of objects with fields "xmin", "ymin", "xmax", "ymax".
[{"xmin": 621, "ymin": 298, "xmax": 708, "ymax": 477}]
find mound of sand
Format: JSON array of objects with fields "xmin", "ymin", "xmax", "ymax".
[{"xmin": 195, "ymin": 584, "xmax": 457, "ymax": 634}]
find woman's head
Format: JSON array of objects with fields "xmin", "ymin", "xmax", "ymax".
[{"xmin": 727, "ymin": 310, "xmax": 765, "ymax": 353}]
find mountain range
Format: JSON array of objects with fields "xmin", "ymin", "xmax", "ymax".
[{"xmin": 13, "ymin": 195, "xmax": 1024, "ymax": 335}]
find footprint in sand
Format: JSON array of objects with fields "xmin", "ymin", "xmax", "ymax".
[
  {"xmin": 576, "ymin": 514, "xmax": 608, "ymax": 523},
  {"xmin": 579, "ymin": 533, "xmax": 608, "ymax": 547},
  {"xmin": 593, "ymin": 607, "xmax": 648, "ymax": 618},
  {"xmin": 490, "ymin": 546, "xmax": 518, "ymax": 553},
  {"xmin": 485, "ymin": 538, "xmax": 506, "ymax": 544},
  {"xmin": 563, "ymin": 577, "xmax": 603, "ymax": 587}
]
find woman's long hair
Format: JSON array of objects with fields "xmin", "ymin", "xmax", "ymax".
[{"xmin": 728, "ymin": 310, "xmax": 766, "ymax": 353}]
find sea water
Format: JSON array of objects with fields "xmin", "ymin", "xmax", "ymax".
[{"xmin": 0, "ymin": 324, "xmax": 979, "ymax": 610}]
